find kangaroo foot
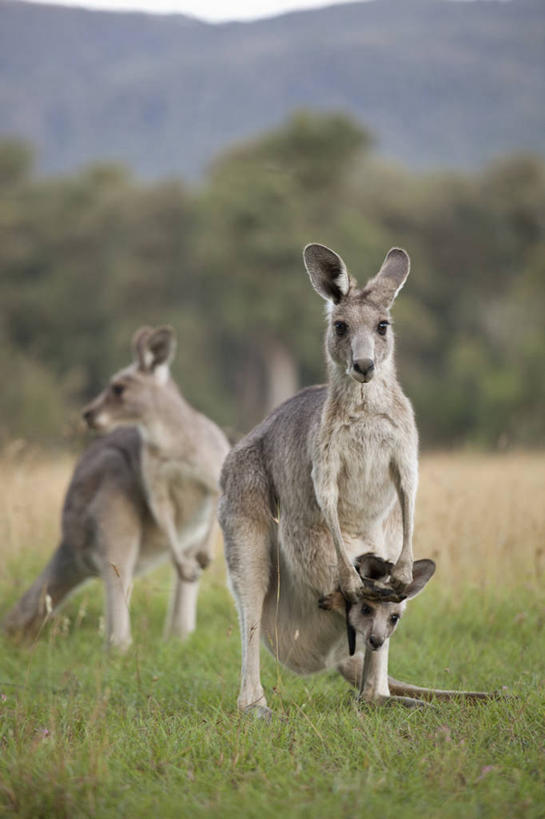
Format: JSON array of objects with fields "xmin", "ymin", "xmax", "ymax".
[{"xmin": 242, "ymin": 703, "xmax": 275, "ymax": 721}]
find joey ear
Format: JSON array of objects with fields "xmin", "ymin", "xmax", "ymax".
[
  {"xmin": 132, "ymin": 325, "xmax": 176, "ymax": 373},
  {"xmin": 355, "ymin": 552, "xmax": 394, "ymax": 581},
  {"xmin": 365, "ymin": 248, "xmax": 410, "ymax": 309},
  {"xmin": 404, "ymin": 559, "xmax": 436, "ymax": 599},
  {"xmin": 303, "ymin": 243, "xmax": 351, "ymax": 304}
]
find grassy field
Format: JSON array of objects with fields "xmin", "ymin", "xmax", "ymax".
[{"xmin": 0, "ymin": 448, "xmax": 544, "ymax": 818}]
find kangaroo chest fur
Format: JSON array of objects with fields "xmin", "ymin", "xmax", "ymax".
[
  {"xmin": 279, "ymin": 407, "xmax": 400, "ymax": 569},
  {"xmin": 328, "ymin": 412, "xmax": 399, "ymax": 545}
]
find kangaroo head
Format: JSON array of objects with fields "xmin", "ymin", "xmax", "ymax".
[
  {"xmin": 319, "ymin": 554, "xmax": 435, "ymax": 654},
  {"xmin": 82, "ymin": 326, "xmax": 177, "ymax": 432},
  {"xmin": 303, "ymin": 244, "xmax": 410, "ymax": 384}
]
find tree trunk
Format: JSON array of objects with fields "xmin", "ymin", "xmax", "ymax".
[{"xmin": 263, "ymin": 337, "xmax": 298, "ymax": 414}]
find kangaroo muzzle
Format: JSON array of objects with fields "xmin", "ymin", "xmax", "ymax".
[
  {"xmin": 368, "ymin": 634, "xmax": 384, "ymax": 651},
  {"xmin": 82, "ymin": 402, "xmax": 108, "ymax": 431},
  {"xmin": 352, "ymin": 358, "xmax": 375, "ymax": 383}
]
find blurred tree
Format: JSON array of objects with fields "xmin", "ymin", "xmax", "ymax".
[
  {"xmin": 0, "ymin": 127, "xmax": 543, "ymax": 449},
  {"xmin": 197, "ymin": 112, "xmax": 374, "ymax": 426},
  {"xmin": 0, "ymin": 139, "xmax": 33, "ymax": 188}
]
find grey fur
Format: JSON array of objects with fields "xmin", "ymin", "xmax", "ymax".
[
  {"xmin": 220, "ymin": 244, "xmax": 435, "ymax": 715},
  {"xmin": 4, "ymin": 326, "xmax": 229, "ymax": 649}
]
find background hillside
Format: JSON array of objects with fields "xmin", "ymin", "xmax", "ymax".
[{"xmin": 1, "ymin": 0, "xmax": 544, "ymax": 179}]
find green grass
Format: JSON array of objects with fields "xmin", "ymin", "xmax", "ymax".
[{"xmin": 1, "ymin": 564, "xmax": 544, "ymax": 818}]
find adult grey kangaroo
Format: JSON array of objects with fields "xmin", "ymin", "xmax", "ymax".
[
  {"xmin": 220, "ymin": 244, "xmax": 483, "ymax": 717},
  {"xmin": 4, "ymin": 326, "xmax": 229, "ymax": 648}
]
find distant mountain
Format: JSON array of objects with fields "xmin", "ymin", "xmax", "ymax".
[{"xmin": 1, "ymin": 0, "xmax": 543, "ymax": 179}]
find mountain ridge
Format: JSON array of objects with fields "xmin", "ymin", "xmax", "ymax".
[{"xmin": 1, "ymin": 0, "xmax": 543, "ymax": 178}]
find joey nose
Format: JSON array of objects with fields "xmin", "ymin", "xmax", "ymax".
[
  {"xmin": 82, "ymin": 408, "xmax": 93, "ymax": 425},
  {"xmin": 353, "ymin": 358, "xmax": 375, "ymax": 381},
  {"xmin": 368, "ymin": 635, "xmax": 383, "ymax": 651}
]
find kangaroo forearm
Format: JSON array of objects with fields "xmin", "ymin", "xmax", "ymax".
[{"xmin": 390, "ymin": 458, "xmax": 416, "ymax": 567}]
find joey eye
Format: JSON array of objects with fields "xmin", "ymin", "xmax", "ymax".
[
  {"xmin": 111, "ymin": 383, "xmax": 125, "ymax": 397},
  {"xmin": 334, "ymin": 321, "xmax": 348, "ymax": 337},
  {"xmin": 377, "ymin": 321, "xmax": 389, "ymax": 336},
  {"xmin": 361, "ymin": 604, "xmax": 373, "ymax": 616},
  {"xmin": 390, "ymin": 613, "xmax": 400, "ymax": 625}
]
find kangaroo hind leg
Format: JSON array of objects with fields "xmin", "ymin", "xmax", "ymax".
[
  {"xmin": 222, "ymin": 510, "xmax": 272, "ymax": 718},
  {"xmin": 96, "ymin": 489, "xmax": 140, "ymax": 651}
]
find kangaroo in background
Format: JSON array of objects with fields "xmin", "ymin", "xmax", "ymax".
[
  {"xmin": 220, "ymin": 243, "xmax": 466, "ymax": 717},
  {"xmin": 4, "ymin": 326, "xmax": 230, "ymax": 649}
]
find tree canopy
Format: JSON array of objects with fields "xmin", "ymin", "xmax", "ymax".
[{"xmin": 1, "ymin": 113, "xmax": 543, "ymax": 448}]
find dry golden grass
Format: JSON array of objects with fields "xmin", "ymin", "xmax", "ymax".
[
  {"xmin": 0, "ymin": 445, "xmax": 73, "ymax": 578},
  {"xmin": 415, "ymin": 452, "xmax": 545, "ymax": 590},
  {"xmin": 1, "ymin": 444, "xmax": 544, "ymax": 592}
]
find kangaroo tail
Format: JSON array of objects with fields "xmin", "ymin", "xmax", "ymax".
[
  {"xmin": 388, "ymin": 676, "xmax": 498, "ymax": 701},
  {"xmin": 3, "ymin": 541, "xmax": 88, "ymax": 640}
]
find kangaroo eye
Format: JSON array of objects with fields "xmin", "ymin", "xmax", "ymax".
[
  {"xmin": 361, "ymin": 604, "xmax": 373, "ymax": 616},
  {"xmin": 377, "ymin": 321, "xmax": 389, "ymax": 336},
  {"xmin": 111, "ymin": 383, "xmax": 125, "ymax": 397},
  {"xmin": 334, "ymin": 321, "xmax": 348, "ymax": 337},
  {"xmin": 390, "ymin": 614, "xmax": 400, "ymax": 625}
]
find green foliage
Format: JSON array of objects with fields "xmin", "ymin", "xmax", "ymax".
[
  {"xmin": 0, "ymin": 117, "xmax": 544, "ymax": 447},
  {"xmin": 0, "ymin": 565, "xmax": 544, "ymax": 817}
]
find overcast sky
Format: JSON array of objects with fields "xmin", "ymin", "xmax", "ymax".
[{"xmin": 19, "ymin": 0, "xmax": 369, "ymax": 23}]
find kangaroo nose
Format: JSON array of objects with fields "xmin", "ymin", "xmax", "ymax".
[
  {"xmin": 82, "ymin": 409, "xmax": 93, "ymax": 425},
  {"xmin": 353, "ymin": 358, "xmax": 375, "ymax": 380},
  {"xmin": 368, "ymin": 635, "xmax": 383, "ymax": 651}
]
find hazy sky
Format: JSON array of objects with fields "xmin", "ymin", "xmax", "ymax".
[{"xmin": 19, "ymin": 0, "xmax": 368, "ymax": 23}]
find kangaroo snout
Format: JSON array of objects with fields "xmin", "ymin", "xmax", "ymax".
[
  {"xmin": 82, "ymin": 405, "xmax": 103, "ymax": 430},
  {"xmin": 368, "ymin": 634, "xmax": 384, "ymax": 651},
  {"xmin": 352, "ymin": 358, "xmax": 375, "ymax": 383}
]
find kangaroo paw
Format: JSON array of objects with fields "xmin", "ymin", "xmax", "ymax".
[
  {"xmin": 195, "ymin": 551, "xmax": 212, "ymax": 571},
  {"xmin": 175, "ymin": 558, "xmax": 202, "ymax": 583}
]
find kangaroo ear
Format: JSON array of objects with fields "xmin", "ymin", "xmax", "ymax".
[
  {"xmin": 133, "ymin": 325, "xmax": 176, "ymax": 374},
  {"xmin": 147, "ymin": 326, "xmax": 176, "ymax": 369},
  {"xmin": 132, "ymin": 326, "xmax": 154, "ymax": 370},
  {"xmin": 303, "ymin": 243, "xmax": 351, "ymax": 304},
  {"xmin": 365, "ymin": 248, "xmax": 410, "ymax": 309},
  {"xmin": 404, "ymin": 559, "xmax": 436, "ymax": 599}
]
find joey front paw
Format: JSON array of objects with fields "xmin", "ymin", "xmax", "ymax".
[{"xmin": 318, "ymin": 590, "xmax": 345, "ymax": 612}]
